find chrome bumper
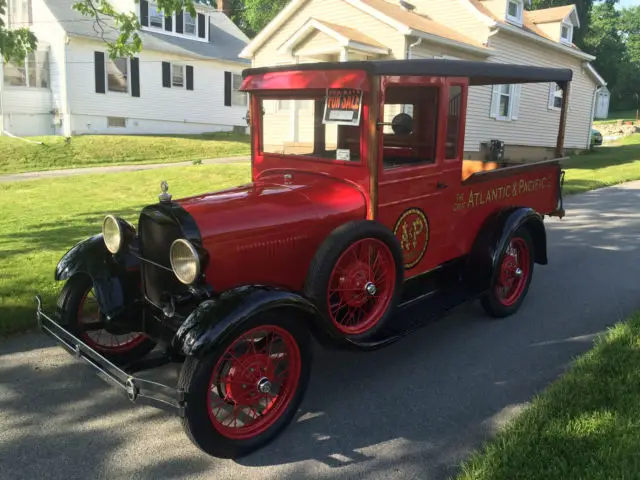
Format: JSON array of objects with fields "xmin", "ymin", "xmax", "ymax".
[{"xmin": 35, "ymin": 295, "xmax": 185, "ymax": 417}]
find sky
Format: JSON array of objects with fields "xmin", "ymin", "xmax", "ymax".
[{"xmin": 619, "ymin": 0, "xmax": 640, "ymax": 8}]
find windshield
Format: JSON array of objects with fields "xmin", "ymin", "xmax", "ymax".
[{"xmin": 259, "ymin": 90, "xmax": 363, "ymax": 163}]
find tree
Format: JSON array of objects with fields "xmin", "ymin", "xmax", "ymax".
[{"xmin": 582, "ymin": 1, "xmax": 626, "ymax": 92}]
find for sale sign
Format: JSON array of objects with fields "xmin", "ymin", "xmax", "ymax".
[{"xmin": 323, "ymin": 88, "xmax": 363, "ymax": 126}]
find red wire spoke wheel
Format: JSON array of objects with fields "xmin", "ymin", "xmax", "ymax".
[
  {"xmin": 327, "ymin": 238, "xmax": 396, "ymax": 335},
  {"xmin": 77, "ymin": 289, "xmax": 147, "ymax": 353},
  {"xmin": 179, "ymin": 313, "xmax": 312, "ymax": 459},
  {"xmin": 481, "ymin": 227, "xmax": 535, "ymax": 318},
  {"xmin": 206, "ymin": 325, "xmax": 301, "ymax": 439},
  {"xmin": 495, "ymin": 237, "xmax": 530, "ymax": 307},
  {"xmin": 56, "ymin": 273, "xmax": 156, "ymax": 365},
  {"xmin": 304, "ymin": 220, "xmax": 404, "ymax": 342}
]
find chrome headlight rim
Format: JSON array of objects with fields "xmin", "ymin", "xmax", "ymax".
[
  {"xmin": 170, "ymin": 238, "xmax": 201, "ymax": 285},
  {"xmin": 102, "ymin": 214, "xmax": 123, "ymax": 254}
]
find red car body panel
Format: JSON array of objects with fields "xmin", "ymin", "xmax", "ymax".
[{"xmin": 176, "ymin": 172, "xmax": 367, "ymax": 292}]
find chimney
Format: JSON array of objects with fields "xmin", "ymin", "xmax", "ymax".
[{"xmin": 217, "ymin": 0, "xmax": 226, "ymax": 12}]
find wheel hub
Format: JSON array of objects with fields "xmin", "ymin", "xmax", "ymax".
[
  {"xmin": 338, "ymin": 261, "xmax": 374, "ymax": 308},
  {"xmin": 224, "ymin": 353, "xmax": 275, "ymax": 404}
]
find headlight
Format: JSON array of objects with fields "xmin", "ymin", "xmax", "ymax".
[
  {"xmin": 102, "ymin": 215, "xmax": 135, "ymax": 254},
  {"xmin": 170, "ymin": 239, "xmax": 201, "ymax": 285},
  {"xmin": 102, "ymin": 215, "xmax": 123, "ymax": 254}
]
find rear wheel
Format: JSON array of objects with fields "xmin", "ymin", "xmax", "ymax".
[
  {"xmin": 304, "ymin": 221, "xmax": 404, "ymax": 343},
  {"xmin": 178, "ymin": 311, "xmax": 312, "ymax": 459},
  {"xmin": 480, "ymin": 227, "xmax": 534, "ymax": 318},
  {"xmin": 56, "ymin": 274, "xmax": 155, "ymax": 365}
]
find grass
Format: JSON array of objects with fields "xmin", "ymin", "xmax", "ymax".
[
  {"xmin": 593, "ymin": 109, "xmax": 639, "ymax": 125},
  {"xmin": 562, "ymin": 134, "xmax": 640, "ymax": 195},
  {"xmin": 456, "ymin": 313, "xmax": 640, "ymax": 480},
  {"xmin": 3, "ymin": 135, "xmax": 640, "ymax": 336},
  {"xmin": 0, "ymin": 132, "xmax": 250, "ymax": 174},
  {"xmin": 0, "ymin": 162, "xmax": 251, "ymax": 337}
]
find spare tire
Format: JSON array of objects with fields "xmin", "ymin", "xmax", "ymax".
[{"xmin": 304, "ymin": 220, "xmax": 404, "ymax": 343}]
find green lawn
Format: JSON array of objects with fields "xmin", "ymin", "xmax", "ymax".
[
  {"xmin": 593, "ymin": 109, "xmax": 639, "ymax": 125},
  {"xmin": 0, "ymin": 162, "xmax": 251, "ymax": 337},
  {"xmin": 562, "ymin": 134, "xmax": 640, "ymax": 195},
  {"xmin": 0, "ymin": 132, "xmax": 250, "ymax": 174},
  {"xmin": 457, "ymin": 313, "xmax": 640, "ymax": 480}
]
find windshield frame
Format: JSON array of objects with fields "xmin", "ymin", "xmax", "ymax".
[{"xmin": 255, "ymin": 90, "xmax": 367, "ymax": 168}]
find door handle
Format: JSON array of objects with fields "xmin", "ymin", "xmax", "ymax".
[{"xmin": 437, "ymin": 181, "xmax": 448, "ymax": 189}]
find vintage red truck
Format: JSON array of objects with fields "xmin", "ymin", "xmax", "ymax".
[{"xmin": 36, "ymin": 59, "xmax": 569, "ymax": 459}]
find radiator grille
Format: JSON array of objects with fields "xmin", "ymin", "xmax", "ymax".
[{"xmin": 138, "ymin": 208, "xmax": 188, "ymax": 307}]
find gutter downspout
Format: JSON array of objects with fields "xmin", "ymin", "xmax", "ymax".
[
  {"xmin": 407, "ymin": 37, "xmax": 422, "ymax": 60},
  {"xmin": 62, "ymin": 34, "xmax": 72, "ymax": 137},
  {"xmin": 587, "ymin": 84, "xmax": 600, "ymax": 149}
]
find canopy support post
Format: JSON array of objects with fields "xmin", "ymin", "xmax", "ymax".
[
  {"xmin": 367, "ymin": 77, "xmax": 381, "ymax": 221},
  {"xmin": 555, "ymin": 81, "xmax": 569, "ymax": 158}
]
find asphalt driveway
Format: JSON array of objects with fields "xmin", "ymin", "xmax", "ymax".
[{"xmin": 2, "ymin": 181, "xmax": 640, "ymax": 480}]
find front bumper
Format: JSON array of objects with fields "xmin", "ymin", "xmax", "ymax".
[{"xmin": 35, "ymin": 295, "xmax": 185, "ymax": 417}]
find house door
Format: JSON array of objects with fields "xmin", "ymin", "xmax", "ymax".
[{"xmin": 376, "ymin": 77, "xmax": 467, "ymax": 279}]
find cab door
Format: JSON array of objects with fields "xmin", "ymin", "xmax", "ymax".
[{"xmin": 376, "ymin": 76, "xmax": 468, "ymax": 279}]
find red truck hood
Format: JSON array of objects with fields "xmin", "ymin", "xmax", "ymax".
[{"xmin": 175, "ymin": 171, "xmax": 366, "ymax": 244}]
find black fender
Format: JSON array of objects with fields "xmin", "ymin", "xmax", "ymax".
[
  {"xmin": 55, "ymin": 234, "xmax": 140, "ymax": 317},
  {"xmin": 173, "ymin": 285, "xmax": 350, "ymax": 358},
  {"xmin": 464, "ymin": 207, "xmax": 547, "ymax": 294}
]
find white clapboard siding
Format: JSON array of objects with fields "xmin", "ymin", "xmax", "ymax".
[
  {"xmin": 251, "ymin": 0, "xmax": 406, "ymax": 67},
  {"xmin": 464, "ymin": 32, "xmax": 597, "ymax": 152},
  {"xmin": 66, "ymin": 38, "xmax": 247, "ymax": 129}
]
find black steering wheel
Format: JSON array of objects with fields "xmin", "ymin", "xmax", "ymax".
[{"xmin": 391, "ymin": 113, "xmax": 413, "ymax": 135}]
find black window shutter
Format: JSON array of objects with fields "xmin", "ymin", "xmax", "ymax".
[
  {"xmin": 164, "ymin": 14, "xmax": 172, "ymax": 31},
  {"xmin": 197, "ymin": 13, "xmax": 206, "ymax": 38},
  {"xmin": 224, "ymin": 71, "xmax": 232, "ymax": 106},
  {"xmin": 162, "ymin": 61, "xmax": 171, "ymax": 88},
  {"xmin": 94, "ymin": 51, "xmax": 105, "ymax": 94},
  {"xmin": 175, "ymin": 11, "xmax": 183, "ymax": 33},
  {"xmin": 131, "ymin": 57, "xmax": 140, "ymax": 97},
  {"xmin": 140, "ymin": 0, "xmax": 148, "ymax": 27},
  {"xmin": 186, "ymin": 65, "xmax": 194, "ymax": 90}
]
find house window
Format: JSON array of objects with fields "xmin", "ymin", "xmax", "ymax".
[
  {"xmin": 498, "ymin": 84, "xmax": 511, "ymax": 118},
  {"xmin": 184, "ymin": 12, "xmax": 196, "ymax": 35},
  {"xmin": 549, "ymin": 83, "xmax": 563, "ymax": 110},
  {"xmin": 232, "ymin": 73, "xmax": 247, "ymax": 106},
  {"xmin": 172, "ymin": 64, "xmax": 184, "ymax": 87},
  {"xmin": 3, "ymin": 51, "xmax": 49, "ymax": 88},
  {"xmin": 149, "ymin": 4, "xmax": 163, "ymax": 28},
  {"xmin": 506, "ymin": 0, "xmax": 523, "ymax": 25},
  {"xmin": 560, "ymin": 23, "xmax": 573, "ymax": 44},
  {"xmin": 8, "ymin": 0, "xmax": 31, "ymax": 27},
  {"xmin": 490, "ymin": 83, "xmax": 521, "ymax": 121},
  {"xmin": 107, "ymin": 57, "xmax": 128, "ymax": 93},
  {"xmin": 107, "ymin": 117, "xmax": 126, "ymax": 128}
]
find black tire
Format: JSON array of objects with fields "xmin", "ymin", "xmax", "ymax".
[
  {"xmin": 304, "ymin": 220, "xmax": 404, "ymax": 343},
  {"xmin": 56, "ymin": 273, "xmax": 156, "ymax": 365},
  {"xmin": 178, "ymin": 310, "xmax": 312, "ymax": 459},
  {"xmin": 480, "ymin": 226, "xmax": 535, "ymax": 318}
]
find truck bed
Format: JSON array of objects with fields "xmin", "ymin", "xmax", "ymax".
[{"xmin": 461, "ymin": 157, "xmax": 568, "ymax": 184}]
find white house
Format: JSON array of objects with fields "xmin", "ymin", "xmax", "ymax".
[
  {"xmin": 1, "ymin": 0, "xmax": 251, "ymax": 137},
  {"xmin": 239, "ymin": 0, "xmax": 607, "ymax": 161}
]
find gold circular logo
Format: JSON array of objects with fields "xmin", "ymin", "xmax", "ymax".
[{"xmin": 393, "ymin": 208, "xmax": 429, "ymax": 269}]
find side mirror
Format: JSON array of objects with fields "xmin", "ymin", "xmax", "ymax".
[{"xmin": 391, "ymin": 113, "xmax": 413, "ymax": 135}]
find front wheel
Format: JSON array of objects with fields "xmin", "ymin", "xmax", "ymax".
[
  {"xmin": 56, "ymin": 273, "xmax": 156, "ymax": 365},
  {"xmin": 480, "ymin": 227, "xmax": 534, "ymax": 318},
  {"xmin": 178, "ymin": 311, "xmax": 312, "ymax": 459}
]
